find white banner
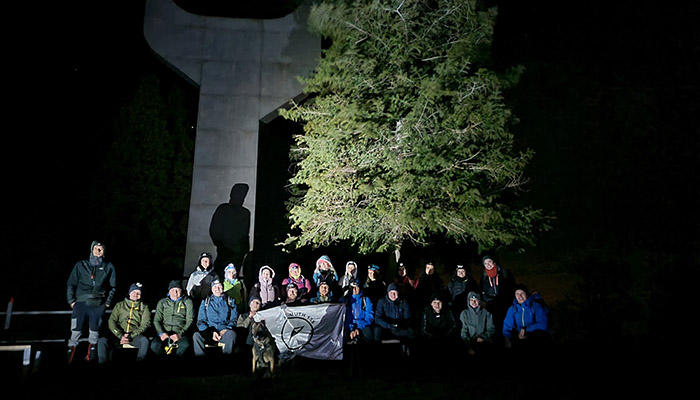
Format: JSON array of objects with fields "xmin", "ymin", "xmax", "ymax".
[{"xmin": 253, "ymin": 303, "xmax": 345, "ymax": 361}]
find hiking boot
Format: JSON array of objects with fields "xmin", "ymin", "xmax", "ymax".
[
  {"xmin": 85, "ymin": 344, "xmax": 97, "ymax": 362},
  {"xmin": 67, "ymin": 346, "xmax": 77, "ymax": 363}
]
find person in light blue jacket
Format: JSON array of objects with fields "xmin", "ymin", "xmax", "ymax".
[
  {"xmin": 502, "ymin": 284, "xmax": 551, "ymax": 350},
  {"xmin": 193, "ymin": 279, "xmax": 238, "ymax": 356}
]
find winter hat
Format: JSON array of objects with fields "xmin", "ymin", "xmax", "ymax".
[
  {"xmin": 168, "ymin": 280, "xmax": 183, "ymax": 291},
  {"xmin": 249, "ymin": 295, "xmax": 262, "ymax": 305},
  {"xmin": 259, "ymin": 265, "xmax": 275, "ymax": 278},
  {"xmin": 468, "ymin": 291, "xmax": 481, "ymax": 301},
  {"xmin": 317, "ymin": 255, "xmax": 332, "ymax": 269},
  {"xmin": 289, "ymin": 263, "xmax": 301, "ymax": 270},
  {"xmin": 349, "ymin": 280, "xmax": 360, "ymax": 288},
  {"xmin": 287, "ymin": 282, "xmax": 298, "ymax": 291},
  {"xmin": 90, "ymin": 240, "xmax": 105, "ymax": 254},
  {"xmin": 482, "ymin": 255, "xmax": 494, "ymax": 265},
  {"xmin": 368, "ymin": 264, "xmax": 380, "ymax": 272},
  {"xmin": 129, "ymin": 282, "xmax": 143, "ymax": 295},
  {"xmin": 211, "ymin": 279, "xmax": 223, "ymax": 287},
  {"xmin": 225, "ymin": 263, "xmax": 237, "ymax": 273},
  {"xmin": 456, "ymin": 264, "xmax": 465, "ymax": 270},
  {"xmin": 430, "ymin": 293, "xmax": 442, "ymax": 302},
  {"xmin": 199, "ymin": 252, "xmax": 213, "ymax": 266},
  {"xmin": 514, "ymin": 284, "xmax": 529, "ymax": 296},
  {"xmin": 387, "ymin": 283, "xmax": 398, "ymax": 293}
]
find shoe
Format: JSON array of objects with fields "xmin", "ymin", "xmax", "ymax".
[
  {"xmin": 67, "ymin": 346, "xmax": 77, "ymax": 363},
  {"xmin": 85, "ymin": 344, "xmax": 97, "ymax": 362}
]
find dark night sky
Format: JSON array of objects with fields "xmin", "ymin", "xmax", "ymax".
[{"xmin": 1, "ymin": 1, "xmax": 698, "ymax": 310}]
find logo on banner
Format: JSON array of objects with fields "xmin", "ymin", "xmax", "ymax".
[{"xmin": 280, "ymin": 316, "xmax": 314, "ymax": 351}]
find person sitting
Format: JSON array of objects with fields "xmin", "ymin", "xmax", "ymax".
[
  {"xmin": 192, "ymin": 280, "xmax": 238, "ymax": 356},
  {"xmin": 97, "ymin": 283, "xmax": 152, "ymax": 364},
  {"xmin": 420, "ymin": 294, "xmax": 458, "ymax": 344},
  {"xmin": 502, "ymin": 285, "xmax": 551, "ymax": 353},
  {"xmin": 150, "ymin": 279, "xmax": 195, "ymax": 358},
  {"xmin": 310, "ymin": 280, "xmax": 337, "ymax": 303},
  {"xmin": 373, "ymin": 283, "xmax": 415, "ymax": 356},
  {"xmin": 342, "ymin": 280, "xmax": 374, "ymax": 343},
  {"xmin": 236, "ymin": 296, "xmax": 262, "ymax": 350},
  {"xmin": 459, "ymin": 291, "xmax": 495, "ymax": 357},
  {"xmin": 283, "ymin": 282, "xmax": 307, "ymax": 306}
]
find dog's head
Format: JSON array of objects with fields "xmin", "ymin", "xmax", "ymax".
[{"xmin": 252, "ymin": 320, "xmax": 270, "ymax": 339}]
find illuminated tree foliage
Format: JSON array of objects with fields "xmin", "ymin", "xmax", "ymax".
[{"xmin": 280, "ymin": 0, "xmax": 548, "ymax": 254}]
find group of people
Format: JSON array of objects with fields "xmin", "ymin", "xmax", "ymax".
[{"xmin": 66, "ymin": 241, "xmax": 551, "ymax": 366}]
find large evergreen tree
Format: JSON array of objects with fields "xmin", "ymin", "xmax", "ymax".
[{"xmin": 280, "ymin": 0, "xmax": 548, "ymax": 255}]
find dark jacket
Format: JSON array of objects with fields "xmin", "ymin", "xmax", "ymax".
[
  {"xmin": 374, "ymin": 295, "xmax": 412, "ymax": 330},
  {"xmin": 421, "ymin": 304, "xmax": 458, "ymax": 338},
  {"xmin": 66, "ymin": 258, "xmax": 117, "ymax": 307}
]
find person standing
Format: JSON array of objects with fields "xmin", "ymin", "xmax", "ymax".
[
  {"xmin": 186, "ymin": 252, "xmax": 219, "ymax": 309},
  {"xmin": 479, "ymin": 255, "xmax": 516, "ymax": 333},
  {"xmin": 150, "ymin": 279, "xmax": 195, "ymax": 358},
  {"xmin": 66, "ymin": 240, "xmax": 116, "ymax": 363},
  {"xmin": 249, "ymin": 265, "xmax": 283, "ymax": 310},
  {"xmin": 97, "ymin": 283, "xmax": 152, "ymax": 364}
]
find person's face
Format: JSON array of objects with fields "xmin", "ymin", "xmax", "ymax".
[
  {"xmin": 398, "ymin": 266, "xmax": 406, "ymax": 277},
  {"xmin": 469, "ymin": 296, "xmax": 480, "ymax": 308},
  {"xmin": 483, "ymin": 258, "xmax": 495, "ymax": 270},
  {"xmin": 515, "ymin": 289, "xmax": 528, "ymax": 304},
  {"xmin": 92, "ymin": 245, "xmax": 104, "ymax": 258},
  {"xmin": 351, "ymin": 285, "xmax": 360, "ymax": 294},
  {"xmin": 226, "ymin": 268, "xmax": 237, "ymax": 280},
  {"xmin": 456, "ymin": 268, "xmax": 466, "ymax": 278},
  {"xmin": 388, "ymin": 290, "xmax": 399, "ymax": 301},
  {"xmin": 250, "ymin": 299, "xmax": 261, "ymax": 311},
  {"xmin": 319, "ymin": 284, "xmax": 329, "ymax": 295},
  {"xmin": 347, "ymin": 264, "xmax": 356, "ymax": 274},
  {"xmin": 431, "ymin": 299, "xmax": 442, "ymax": 312},
  {"xmin": 368, "ymin": 269, "xmax": 376, "ymax": 279},
  {"xmin": 261, "ymin": 269, "xmax": 271, "ymax": 279},
  {"xmin": 425, "ymin": 263, "xmax": 434, "ymax": 275},
  {"xmin": 290, "ymin": 266, "xmax": 301, "ymax": 278},
  {"xmin": 169, "ymin": 287, "xmax": 182, "ymax": 299},
  {"xmin": 129, "ymin": 289, "xmax": 141, "ymax": 301},
  {"xmin": 287, "ymin": 288, "xmax": 298, "ymax": 299},
  {"xmin": 212, "ymin": 283, "xmax": 223, "ymax": 296},
  {"xmin": 201, "ymin": 257, "xmax": 210, "ymax": 268}
]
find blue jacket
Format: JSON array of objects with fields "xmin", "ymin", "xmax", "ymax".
[
  {"xmin": 196, "ymin": 294, "xmax": 238, "ymax": 331},
  {"xmin": 502, "ymin": 293, "xmax": 549, "ymax": 338},
  {"xmin": 343, "ymin": 293, "xmax": 374, "ymax": 331}
]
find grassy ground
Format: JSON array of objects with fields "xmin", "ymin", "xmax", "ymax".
[{"xmin": 2, "ymin": 337, "xmax": 681, "ymax": 400}]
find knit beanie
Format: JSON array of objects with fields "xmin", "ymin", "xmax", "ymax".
[
  {"xmin": 129, "ymin": 282, "xmax": 143, "ymax": 295},
  {"xmin": 387, "ymin": 283, "xmax": 398, "ymax": 293},
  {"xmin": 168, "ymin": 280, "xmax": 183, "ymax": 291}
]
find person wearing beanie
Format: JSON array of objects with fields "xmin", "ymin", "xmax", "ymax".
[
  {"xmin": 447, "ymin": 264, "xmax": 479, "ymax": 321},
  {"xmin": 97, "ymin": 282, "xmax": 151, "ymax": 364},
  {"xmin": 342, "ymin": 280, "xmax": 374, "ymax": 344},
  {"xmin": 236, "ymin": 296, "xmax": 263, "ymax": 348},
  {"xmin": 249, "ymin": 265, "xmax": 282, "ymax": 310},
  {"xmin": 223, "ymin": 263, "xmax": 248, "ymax": 314},
  {"xmin": 363, "ymin": 264, "xmax": 387, "ymax": 306},
  {"xmin": 478, "ymin": 255, "xmax": 516, "ymax": 333},
  {"xmin": 459, "ymin": 291, "xmax": 495, "ymax": 356},
  {"xmin": 150, "ymin": 279, "xmax": 194, "ymax": 358},
  {"xmin": 282, "ymin": 262, "xmax": 312, "ymax": 301},
  {"xmin": 373, "ymin": 281, "xmax": 415, "ymax": 356},
  {"xmin": 419, "ymin": 293, "xmax": 459, "ymax": 358},
  {"xmin": 66, "ymin": 240, "xmax": 117, "ymax": 363},
  {"xmin": 193, "ymin": 279, "xmax": 238, "ymax": 357},
  {"xmin": 310, "ymin": 280, "xmax": 337, "ymax": 304},
  {"xmin": 283, "ymin": 282, "xmax": 306, "ymax": 305},
  {"xmin": 186, "ymin": 252, "xmax": 220, "ymax": 308},
  {"xmin": 502, "ymin": 285, "xmax": 551, "ymax": 352}
]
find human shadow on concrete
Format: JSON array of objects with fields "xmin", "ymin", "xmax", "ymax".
[{"xmin": 210, "ymin": 183, "xmax": 251, "ymax": 279}]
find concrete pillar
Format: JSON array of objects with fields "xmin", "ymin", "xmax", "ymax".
[{"xmin": 143, "ymin": 0, "xmax": 319, "ymax": 275}]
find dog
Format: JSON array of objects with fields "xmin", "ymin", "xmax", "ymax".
[{"xmin": 251, "ymin": 320, "xmax": 279, "ymax": 378}]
